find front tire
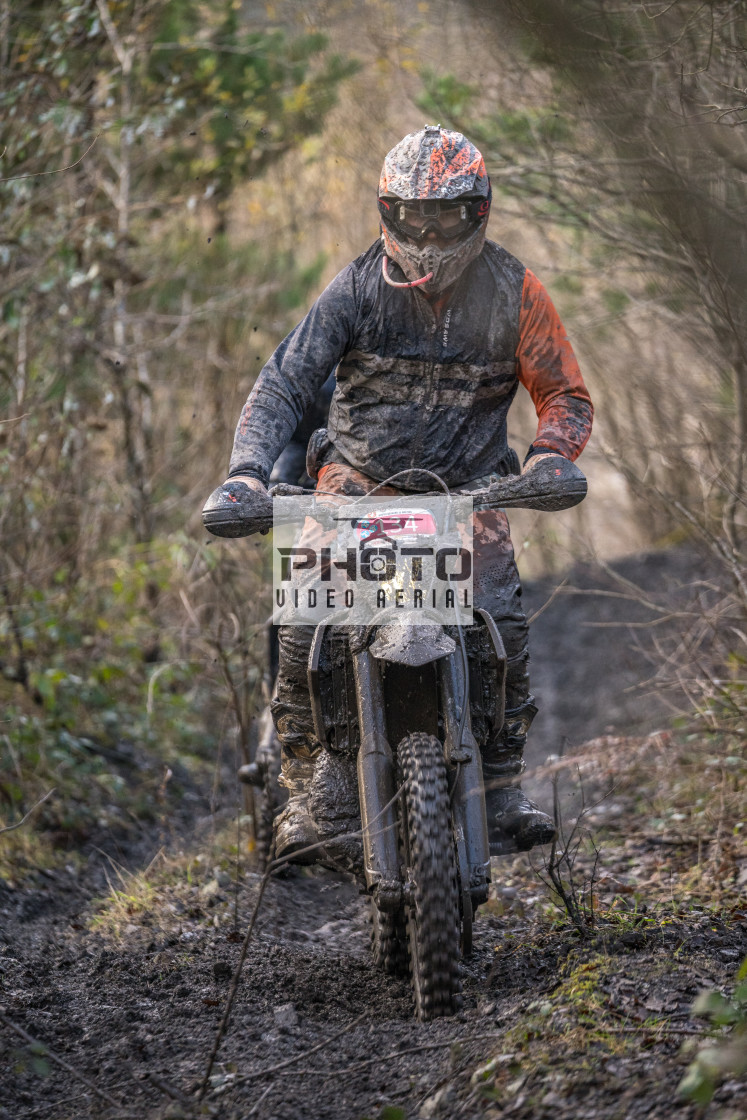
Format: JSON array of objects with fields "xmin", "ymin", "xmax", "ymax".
[{"xmin": 397, "ymin": 733, "xmax": 462, "ymax": 1020}]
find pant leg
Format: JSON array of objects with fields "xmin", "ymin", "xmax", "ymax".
[
  {"xmin": 270, "ymin": 624, "xmax": 318, "ymax": 761},
  {"xmin": 471, "ymin": 508, "xmax": 537, "ymax": 781}
]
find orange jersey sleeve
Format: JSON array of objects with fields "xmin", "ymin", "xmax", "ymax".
[{"xmin": 516, "ymin": 269, "xmax": 593, "ymax": 462}]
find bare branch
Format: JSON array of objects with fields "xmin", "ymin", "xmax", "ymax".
[
  {"xmin": 95, "ymin": 0, "xmax": 130, "ymax": 72},
  {"xmin": 232, "ymin": 1012, "xmax": 370, "ymax": 1087},
  {"xmin": 0, "ymin": 1008, "xmax": 126, "ymax": 1111},
  {"xmin": 0, "ymin": 134, "xmax": 100, "ymax": 185},
  {"xmin": 0, "ymin": 789, "xmax": 54, "ymax": 836}
]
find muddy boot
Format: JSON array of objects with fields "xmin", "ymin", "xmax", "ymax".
[
  {"xmin": 483, "ymin": 782, "xmax": 556, "ymax": 853},
  {"xmin": 482, "ymin": 702, "xmax": 555, "ymax": 853},
  {"xmin": 274, "ymin": 754, "xmax": 319, "ymax": 864}
]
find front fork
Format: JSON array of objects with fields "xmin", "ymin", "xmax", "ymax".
[
  {"xmin": 439, "ymin": 651, "xmax": 491, "ymax": 912},
  {"xmin": 351, "ymin": 643, "xmax": 491, "ymax": 917},
  {"xmin": 351, "ymin": 648, "xmax": 402, "ymax": 913}
]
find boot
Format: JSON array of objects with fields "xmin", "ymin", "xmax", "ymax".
[
  {"xmin": 482, "ymin": 702, "xmax": 555, "ymax": 853},
  {"xmin": 274, "ymin": 754, "xmax": 319, "ymax": 864},
  {"xmin": 483, "ymin": 783, "xmax": 556, "ymax": 853}
]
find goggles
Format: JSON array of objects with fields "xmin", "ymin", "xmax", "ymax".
[{"xmin": 378, "ymin": 194, "xmax": 490, "ymax": 240}]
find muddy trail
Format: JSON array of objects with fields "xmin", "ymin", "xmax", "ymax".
[
  {"xmin": 3, "ymin": 848, "xmax": 747, "ymax": 1120},
  {"xmin": 2, "ymin": 545, "xmax": 746, "ymax": 1120}
]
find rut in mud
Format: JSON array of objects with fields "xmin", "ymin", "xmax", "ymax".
[
  {"xmin": 2, "ymin": 546, "xmax": 746, "ymax": 1120},
  {"xmin": 3, "ymin": 847, "xmax": 747, "ymax": 1120}
]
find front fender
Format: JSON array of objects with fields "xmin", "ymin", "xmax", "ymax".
[{"xmin": 369, "ymin": 623, "xmax": 456, "ymax": 667}]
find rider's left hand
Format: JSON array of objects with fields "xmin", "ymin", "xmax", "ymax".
[{"xmin": 522, "ymin": 451, "xmax": 567, "ymax": 475}]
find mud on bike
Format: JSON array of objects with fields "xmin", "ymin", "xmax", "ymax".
[{"xmin": 203, "ymin": 454, "xmax": 586, "ymax": 1020}]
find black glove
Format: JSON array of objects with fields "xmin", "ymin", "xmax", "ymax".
[{"xmin": 202, "ymin": 476, "xmax": 273, "ymax": 538}]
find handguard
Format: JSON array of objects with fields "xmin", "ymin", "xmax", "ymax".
[
  {"xmin": 201, "ymin": 479, "xmax": 273, "ymax": 538},
  {"xmin": 472, "ymin": 454, "xmax": 587, "ymax": 512}
]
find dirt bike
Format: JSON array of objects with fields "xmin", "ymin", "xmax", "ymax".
[{"xmin": 202, "ymin": 454, "xmax": 587, "ymax": 1019}]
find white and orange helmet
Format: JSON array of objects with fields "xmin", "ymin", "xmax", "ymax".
[{"xmin": 378, "ymin": 125, "xmax": 491, "ymax": 293}]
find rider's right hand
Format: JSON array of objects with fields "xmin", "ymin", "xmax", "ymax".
[{"xmin": 202, "ymin": 475, "xmax": 273, "ymax": 538}]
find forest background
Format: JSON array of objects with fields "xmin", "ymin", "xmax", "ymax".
[
  {"xmin": 1, "ymin": 0, "xmax": 745, "ymax": 946},
  {"xmin": 2, "ymin": 1, "xmax": 747, "ymax": 1114}
]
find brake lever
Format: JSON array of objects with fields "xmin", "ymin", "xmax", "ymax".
[
  {"xmin": 269, "ymin": 484, "xmax": 351, "ymax": 534},
  {"xmin": 268, "ymin": 483, "xmax": 310, "ymax": 497}
]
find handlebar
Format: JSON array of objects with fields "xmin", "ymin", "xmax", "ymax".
[
  {"xmin": 201, "ymin": 454, "xmax": 587, "ymax": 539},
  {"xmin": 470, "ymin": 454, "xmax": 587, "ymax": 512}
]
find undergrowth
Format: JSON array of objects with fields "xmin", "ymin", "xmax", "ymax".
[
  {"xmin": 0, "ymin": 535, "xmax": 268, "ymax": 884},
  {"xmin": 87, "ymin": 821, "xmax": 250, "ymax": 942}
]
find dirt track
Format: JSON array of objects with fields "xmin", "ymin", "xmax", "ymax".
[
  {"xmin": 3, "ymin": 847, "xmax": 747, "ymax": 1120},
  {"xmin": 2, "ymin": 546, "xmax": 746, "ymax": 1119}
]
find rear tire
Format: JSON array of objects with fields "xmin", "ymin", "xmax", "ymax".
[
  {"xmin": 396, "ymin": 732, "xmax": 462, "ymax": 1020},
  {"xmin": 370, "ymin": 904, "xmax": 409, "ymax": 977},
  {"xmin": 254, "ymin": 783, "xmax": 277, "ymax": 872}
]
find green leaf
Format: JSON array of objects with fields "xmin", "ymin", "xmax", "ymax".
[
  {"xmin": 693, "ymin": 990, "xmax": 733, "ymax": 1021},
  {"xmin": 31, "ymin": 1056, "xmax": 50, "ymax": 1077},
  {"xmin": 678, "ymin": 1061, "xmax": 715, "ymax": 1106}
]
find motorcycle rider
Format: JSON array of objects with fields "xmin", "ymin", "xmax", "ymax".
[{"xmin": 219, "ymin": 126, "xmax": 593, "ymax": 861}]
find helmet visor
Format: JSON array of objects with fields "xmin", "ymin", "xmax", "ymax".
[{"xmin": 378, "ymin": 196, "xmax": 487, "ymax": 241}]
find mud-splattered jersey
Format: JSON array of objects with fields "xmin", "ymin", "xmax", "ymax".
[{"xmin": 229, "ymin": 239, "xmax": 592, "ymax": 491}]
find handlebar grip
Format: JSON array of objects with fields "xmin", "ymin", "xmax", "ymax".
[
  {"xmin": 202, "ymin": 480, "xmax": 273, "ymax": 538},
  {"xmin": 471, "ymin": 455, "xmax": 587, "ymax": 512}
]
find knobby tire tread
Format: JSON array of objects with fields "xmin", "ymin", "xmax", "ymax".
[
  {"xmin": 370, "ymin": 906, "xmax": 409, "ymax": 977},
  {"xmin": 254, "ymin": 785, "xmax": 275, "ymax": 873},
  {"xmin": 397, "ymin": 732, "xmax": 462, "ymax": 1020}
]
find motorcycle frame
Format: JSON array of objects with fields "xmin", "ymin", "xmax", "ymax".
[{"xmin": 307, "ymin": 613, "xmax": 502, "ymax": 918}]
